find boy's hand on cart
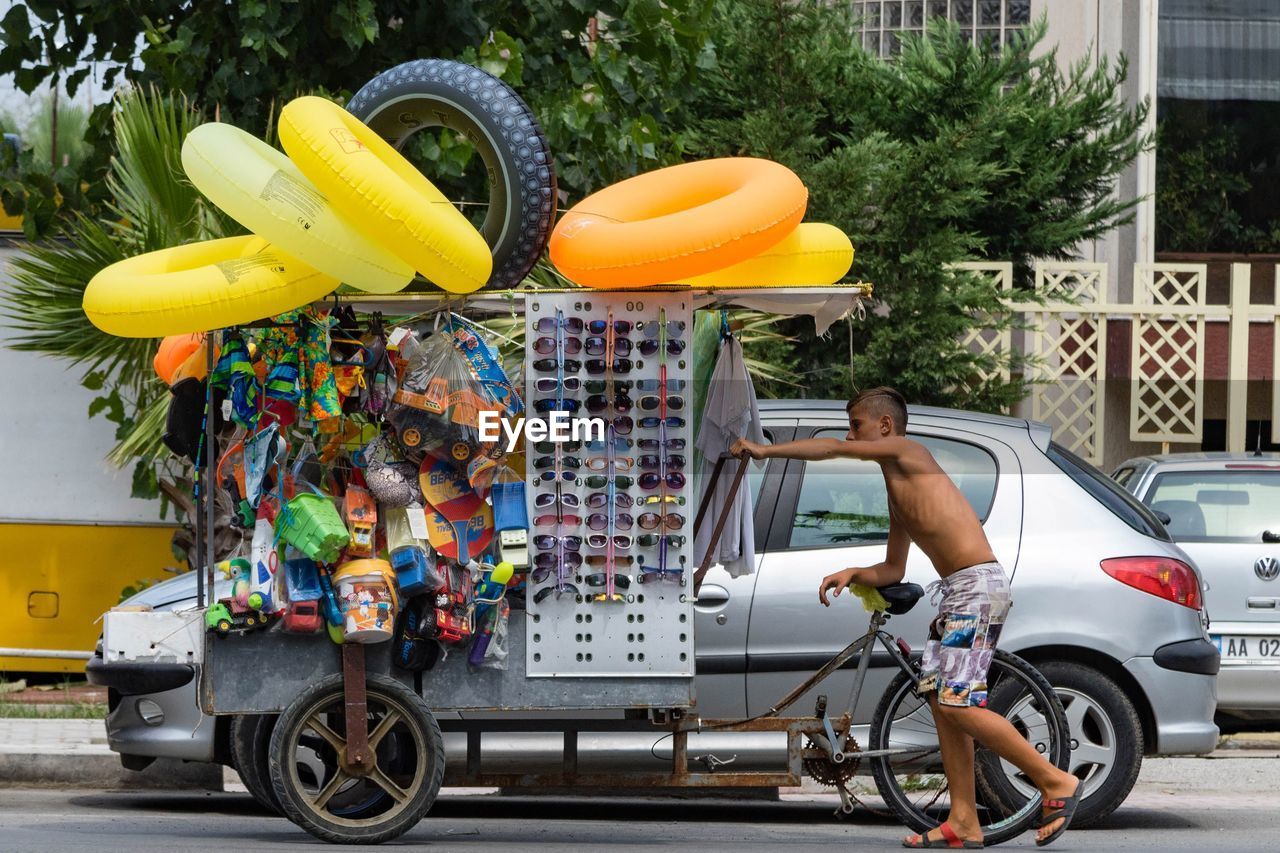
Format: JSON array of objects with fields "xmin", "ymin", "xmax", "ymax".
[
  {"xmin": 819, "ymin": 567, "xmax": 862, "ymax": 606},
  {"xmin": 731, "ymin": 438, "xmax": 767, "ymax": 460}
]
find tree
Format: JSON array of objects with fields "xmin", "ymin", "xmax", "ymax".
[
  {"xmin": 681, "ymin": 3, "xmax": 1150, "ymax": 410},
  {"xmin": 0, "ymin": 1, "xmax": 715, "ymax": 237}
]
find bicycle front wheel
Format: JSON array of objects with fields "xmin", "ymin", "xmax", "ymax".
[{"xmin": 868, "ymin": 649, "xmax": 1069, "ymax": 847}]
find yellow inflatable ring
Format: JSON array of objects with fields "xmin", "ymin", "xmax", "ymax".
[
  {"xmin": 279, "ymin": 96, "xmax": 492, "ymax": 294},
  {"xmin": 549, "ymin": 158, "xmax": 807, "ymax": 289},
  {"xmin": 83, "ymin": 235, "xmax": 337, "ymax": 338},
  {"xmin": 182, "ymin": 123, "xmax": 414, "ymax": 294},
  {"xmin": 675, "ymin": 223, "xmax": 853, "ymax": 288}
]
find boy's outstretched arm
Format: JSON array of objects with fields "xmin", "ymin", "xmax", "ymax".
[
  {"xmin": 732, "ymin": 436, "xmax": 907, "ymax": 462},
  {"xmin": 819, "ymin": 515, "xmax": 910, "ymax": 605}
]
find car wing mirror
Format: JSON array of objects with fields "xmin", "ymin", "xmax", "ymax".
[{"xmin": 1263, "ymin": 529, "xmax": 1280, "ymax": 543}]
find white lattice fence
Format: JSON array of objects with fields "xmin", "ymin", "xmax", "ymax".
[
  {"xmin": 953, "ymin": 262, "xmax": 1012, "ymax": 385},
  {"xmin": 1130, "ymin": 263, "xmax": 1206, "ymax": 443},
  {"xmin": 1022, "ymin": 263, "xmax": 1109, "ymax": 464}
]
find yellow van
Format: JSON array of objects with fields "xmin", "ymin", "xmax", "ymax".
[{"xmin": 1, "ymin": 239, "xmax": 176, "ymax": 674}]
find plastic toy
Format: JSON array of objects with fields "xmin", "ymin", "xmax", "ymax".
[
  {"xmin": 468, "ymin": 562, "xmax": 514, "ymax": 666},
  {"xmin": 342, "ymin": 485, "xmax": 378, "ymax": 558},
  {"xmin": 283, "ymin": 600, "xmax": 323, "ymax": 634}
]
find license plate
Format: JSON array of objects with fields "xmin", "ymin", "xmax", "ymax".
[{"xmin": 1213, "ymin": 635, "xmax": 1280, "ymax": 662}]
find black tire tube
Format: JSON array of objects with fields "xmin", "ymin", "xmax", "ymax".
[
  {"xmin": 869, "ymin": 650, "xmax": 1070, "ymax": 847},
  {"xmin": 346, "ymin": 59, "xmax": 557, "ymax": 290},
  {"xmin": 997, "ymin": 660, "xmax": 1144, "ymax": 828},
  {"xmin": 231, "ymin": 714, "xmax": 282, "ymax": 815},
  {"xmin": 267, "ymin": 672, "xmax": 444, "ymax": 845}
]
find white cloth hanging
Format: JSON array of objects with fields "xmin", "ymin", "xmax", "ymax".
[{"xmin": 694, "ymin": 336, "xmax": 764, "ymax": 578}]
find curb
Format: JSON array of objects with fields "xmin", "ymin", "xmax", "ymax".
[{"xmin": 0, "ymin": 753, "xmax": 222, "ymax": 790}]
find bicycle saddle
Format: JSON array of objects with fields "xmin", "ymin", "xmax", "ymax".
[{"xmin": 876, "ymin": 582, "xmax": 925, "ymax": 615}]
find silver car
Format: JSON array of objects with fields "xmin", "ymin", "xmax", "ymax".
[
  {"xmin": 91, "ymin": 403, "xmax": 1219, "ymax": 826},
  {"xmin": 1112, "ymin": 451, "xmax": 1280, "ymax": 723}
]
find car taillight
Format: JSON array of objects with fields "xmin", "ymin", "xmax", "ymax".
[{"xmin": 1100, "ymin": 557, "xmax": 1201, "ymax": 610}]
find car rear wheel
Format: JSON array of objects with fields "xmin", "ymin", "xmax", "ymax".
[
  {"xmin": 232, "ymin": 714, "xmax": 282, "ymax": 815},
  {"xmin": 987, "ymin": 661, "xmax": 1143, "ymax": 828}
]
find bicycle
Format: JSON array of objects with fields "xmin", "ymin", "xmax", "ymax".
[{"xmin": 750, "ymin": 581, "xmax": 1070, "ymax": 847}]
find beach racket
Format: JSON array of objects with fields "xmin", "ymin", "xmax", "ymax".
[{"xmin": 419, "ymin": 452, "xmax": 491, "ymax": 562}]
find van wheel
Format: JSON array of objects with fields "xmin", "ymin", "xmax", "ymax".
[{"xmin": 981, "ymin": 661, "xmax": 1142, "ymax": 828}]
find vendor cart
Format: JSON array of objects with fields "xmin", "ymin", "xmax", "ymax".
[{"xmin": 190, "ymin": 286, "xmax": 898, "ymax": 844}]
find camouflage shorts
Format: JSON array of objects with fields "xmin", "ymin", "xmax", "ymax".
[{"xmin": 917, "ymin": 561, "xmax": 1012, "ymax": 708}]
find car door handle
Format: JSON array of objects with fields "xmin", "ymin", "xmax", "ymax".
[
  {"xmin": 1247, "ymin": 597, "xmax": 1278, "ymax": 609},
  {"xmin": 694, "ymin": 585, "xmax": 730, "ymax": 609}
]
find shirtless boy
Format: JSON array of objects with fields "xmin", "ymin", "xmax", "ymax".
[{"xmin": 731, "ymin": 387, "xmax": 1081, "ymax": 849}]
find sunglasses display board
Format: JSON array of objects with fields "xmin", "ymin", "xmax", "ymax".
[{"xmin": 524, "ymin": 291, "xmax": 695, "ymax": 677}]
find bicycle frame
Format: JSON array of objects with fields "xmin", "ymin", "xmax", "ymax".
[{"xmin": 761, "ymin": 607, "xmax": 934, "ymax": 766}]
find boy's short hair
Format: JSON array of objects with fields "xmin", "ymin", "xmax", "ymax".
[{"xmin": 846, "ymin": 387, "xmax": 908, "ymax": 434}]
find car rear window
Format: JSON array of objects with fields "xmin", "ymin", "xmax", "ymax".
[
  {"xmin": 1145, "ymin": 470, "xmax": 1280, "ymax": 542},
  {"xmin": 1046, "ymin": 442, "xmax": 1171, "ymax": 541}
]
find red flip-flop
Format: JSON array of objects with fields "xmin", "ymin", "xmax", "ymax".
[{"xmin": 902, "ymin": 821, "xmax": 985, "ymax": 849}]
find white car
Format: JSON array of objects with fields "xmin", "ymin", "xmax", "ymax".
[{"xmin": 1113, "ymin": 452, "xmax": 1280, "ymax": 724}]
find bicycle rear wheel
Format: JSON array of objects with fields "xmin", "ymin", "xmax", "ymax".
[{"xmin": 868, "ymin": 649, "xmax": 1068, "ymax": 847}]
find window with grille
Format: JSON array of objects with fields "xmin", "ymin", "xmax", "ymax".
[{"xmin": 854, "ymin": 0, "xmax": 1032, "ymax": 58}]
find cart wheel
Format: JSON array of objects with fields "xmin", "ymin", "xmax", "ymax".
[{"xmin": 267, "ymin": 673, "xmax": 443, "ymax": 844}]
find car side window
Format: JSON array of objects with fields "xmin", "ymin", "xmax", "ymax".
[
  {"xmin": 785, "ymin": 431, "xmax": 998, "ymax": 549},
  {"xmin": 1112, "ymin": 466, "xmax": 1136, "ymax": 488},
  {"xmin": 1146, "ymin": 470, "xmax": 1280, "ymax": 542}
]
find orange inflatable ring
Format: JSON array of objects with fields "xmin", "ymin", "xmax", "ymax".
[
  {"xmin": 154, "ymin": 333, "xmax": 204, "ymax": 384},
  {"xmin": 549, "ymin": 158, "xmax": 807, "ymax": 289}
]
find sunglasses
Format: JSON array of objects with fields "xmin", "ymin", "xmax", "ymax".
[
  {"xmin": 638, "ymin": 416, "xmax": 685, "ymax": 430},
  {"xmin": 637, "ymin": 338, "xmax": 686, "ymax": 358},
  {"xmin": 638, "ymin": 395, "xmax": 684, "ymax": 412},
  {"xmin": 639, "ymin": 453, "xmax": 685, "ymax": 471},
  {"xmin": 534, "ymin": 492, "xmax": 581, "ymax": 509},
  {"xmin": 534, "ymin": 376, "xmax": 582, "ymax": 393},
  {"xmin": 533, "ymin": 316, "xmax": 584, "ymax": 334},
  {"xmin": 639, "ymin": 471, "xmax": 686, "ymax": 490},
  {"xmin": 637, "ymin": 534, "xmax": 686, "ymax": 548},
  {"xmin": 585, "ymin": 474, "xmax": 633, "ymax": 489},
  {"xmin": 586, "ymin": 319, "xmax": 632, "ymax": 335},
  {"xmin": 585, "ymin": 554, "xmax": 635, "ymax": 567},
  {"xmin": 532, "ymin": 552, "xmax": 582, "ymax": 572},
  {"xmin": 586, "ymin": 456, "xmax": 634, "ymax": 471},
  {"xmin": 585, "ymin": 358, "xmax": 632, "ymax": 375},
  {"xmin": 534, "ymin": 513, "xmax": 581, "ymax": 526},
  {"xmin": 534, "ymin": 397, "xmax": 581, "ymax": 414},
  {"xmin": 587, "ymin": 534, "xmax": 634, "ymax": 550},
  {"xmin": 584, "ymin": 379, "xmax": 632, "ymax": 395},
  {"xmin": 585, "ymin": 336, "xmax": 631, "ymax": 356},
  {"xmin": 638, "ymin": 320, "xmax": 686, "ymax": 339},
  {"xmin": 638, "ymin": 512, "xmax": 684, "ymax": 531},
  {"xmin": 585, "ymin": 435, "xmax": 633, "ymax": 452},
  {"xmin": 534, "ymin": 357, "xmax": 581, "ymax": 372},
  {"xmin": 533, "ymin": 534, "xmax": 582, "ymax": 551},
  {"xmin": 586, "ymin": 491, "xmax": 633, "ymax": 509},
  {"xmin": 633, "ymin": 379, "xmax": 687, "ymax": 393},
  {"xmin": 587, "ymin": 512, "xmax": 633, "ymax": 531},
  {"xmin": 637, "ymin": 437, "xmax": 686, "ymax": 451},
  {"xmin": 637, "ymin": 567, "xmax": 685, "ymax": 585},
  {"xmin": 586, "ymin": 394, "xmax": 632, "ymax": 414},
  {"xmin": 637, "ymin": 494, "xmax": 686, "ymax": 507},
  {"xmin": 533, "ymin": 336, "xmax": 583, "ymax": 355},
  {"xmin": 536, "ymin": 470, "xmax": 579, "ymax": 483},
  {"xmin": 610, "ymin": 416, "xmax": 634, "ymax": 436},
  {"xmin": 584, "ymin": 572, "xmax": 632, "ymax": 589},
  {"xmin": 534, "ymin": 440, "xmax": 582, "ymax": 454},
  {"xmin": 533, "ymin": 455, "xmax": 581, "ymax": 470},
  {"xmin": 533, "ymin": 583, "xmax": 581, "ymax": 604}
]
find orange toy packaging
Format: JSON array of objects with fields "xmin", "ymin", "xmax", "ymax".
[{"xmin": 342, "ymin": 485, "xmax": 378, "ymax": 557}]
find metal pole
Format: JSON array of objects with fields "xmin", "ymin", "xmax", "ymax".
[{"xmin": 203, "ymin": 332, "xmax": 217, "ymax": 606}]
